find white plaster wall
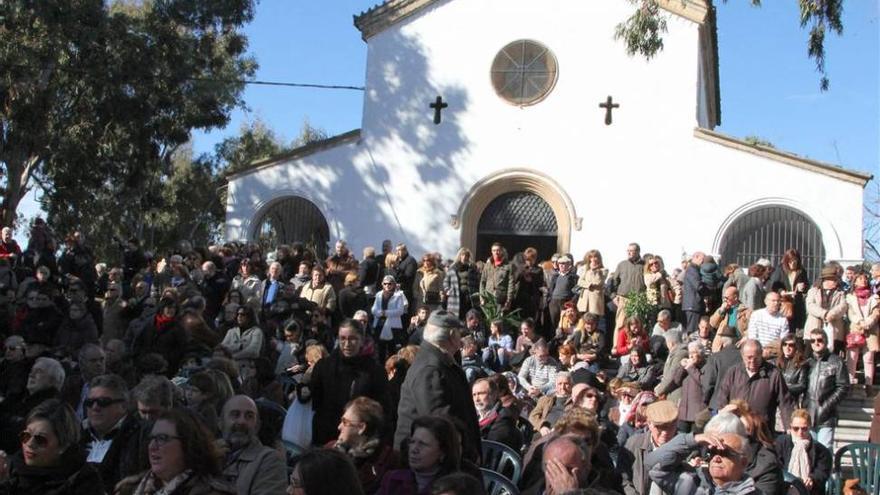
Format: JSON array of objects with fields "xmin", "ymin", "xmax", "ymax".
[{"xmin": 226, "ymin": 0, "xmax": 865, "ymax": 268}]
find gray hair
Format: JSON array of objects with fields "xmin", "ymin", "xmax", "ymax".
[
  {"xmin": 34, "ymin": 357, "xmax": 66, "ymax": 389},
  {"xmin": 687, "ymin": 340, "xmax": 705, "ymax": 354},
  {"xmin": 132, "ymin": 375, "xmax": 174, "ymax": 408},
  {"xmin": 78, "ymin": 342, "xmax": 104, "ymax": 363},
  {"xmin": 740, "ymin": 339, "xmax": 762, "ymax": 355},
  {"xmin": 555, "ymin": 371, "xmax": 572, "ymax": 383},
  {"xmin": 704, "ymin": 411, "xmax": 747, "ymax": 436},
  {"xmin": 664, "ymin": 329, "xmax": 683, "ymax": 346},
  {"xmin": 657, "ymin": 309, "xmax": 672, "ymax": 321},
  {"xmin": 4, "ymin": 335, "xmax": 24, "ymax": 348},
  {"xmin": 89, "ymin": 374, "xmax": 130, "ymax": 404},
  {"xmin": 352, "ymin": 310, "xmax": 369, "ymax": 321},
  {"xmin": 363, "ymin": 246, "xmax": 376, "ymax": 258},
  {"xmin": 423, "ymin": 323, "xmax": 456, "ymax": 346}
]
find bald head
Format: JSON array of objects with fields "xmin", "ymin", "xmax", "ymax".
[
  {"xmin": 543, "ymin": 435, "xmax": 590, "ymax": 487},
  {"xmin": 221, "ymin": 394, "xmax": 260, "ymax": 449}
]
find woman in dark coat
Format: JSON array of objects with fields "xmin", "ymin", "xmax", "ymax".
[
  {"xmin": 132, "ymin": 297, "xmax": 189, "ymax": 376},
  {"xmin": 775, "ymin": 409, "xmax": 832, "ymax": 495},
  {"xmin": 512, "ymin": 248, "xmax": 546, "ymax": 322},
  {"xmin": 0, "ymin": 399, "xmax": 104, "ymax": 495},
  {"xmin": 777, "ymin": 334, "xmax": 808, "ymax": 407},
  {"xmin": 327, "ymin": 397, "xmax": 398, "ymax": 494},
  {"xmin": 769, "ymin": 248, "xmax": 810, "ymax": 332}
]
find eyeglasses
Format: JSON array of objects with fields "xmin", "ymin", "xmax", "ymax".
[
  {"xmin": 148, "ymin": 433, "xmax": 181, "ymax": 447},
  {"xmin": 782, "ymin": 343, "xmax": 796, "ymax": 348},
  {"xmin": 706, "ymin": 447, "xmax": 743, "ymax": 460},
  {"xmin": 84, "ymin": 397, "xmax": 125, "ymax": 409},
  {"xmin": 236, "ymin": 312, "xmax": 248, "ymax": 316},
  {"xmin": 811, "ymin": 338, "xmax": 826, "ymax": 344},
  {"xmin": 382, "ymin": 283, "xmax": 394, "ymax": 286},
  {"xmin": 340, "ymin": 417, "xmax": 363, "ymax": 428},
  {"xmin": 791, "ymin": 426, "xmax": 809, "ymax": 432},
  {"xmin": 583, "ymin": 393, "xmax": 598, "ymax": 399},
  {"xmin": 19, "ymin": 431, "xmax": 50, "ymax": 448}
]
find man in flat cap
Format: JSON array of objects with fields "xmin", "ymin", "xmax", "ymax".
[
  {"xmin": 394, "ymin": 310, "xmax": 481, "ymax": 461},
  {"xmin": 618, "ymin": 400, "xmax": 679, "ymax": 495}
]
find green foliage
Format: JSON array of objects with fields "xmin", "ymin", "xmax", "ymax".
[
  {"xmin": 615, "ymin": 0, "xmax": 843, "ymax": 91},
  {"xmin": 478, "ymin": 290, "xmax": 522, "ymax": 330},
  {"xmin": 1, "ymin": 0, "xmax": 257, "ymax": 256},
  {"xmin": 743, "ymin": 135, "xmax": 776, "ymax": 148},
  {"xmin": 623, "ymin": 291, "xmax": 656, "ymax": 324},
  {"xmin": 217, "ymin": 119, "xmax": 288, "ymax": 176}
]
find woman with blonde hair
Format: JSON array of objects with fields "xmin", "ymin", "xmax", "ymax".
[
  {"xmin": 845, "ymin": 272, "xmax": 880, "ymax": 392},
  {"xmin": 643, "ymin": 255, "xmax": 672, "ymax": 310},
  {"xmin": 576, "ymin": 249, "xmax": 608, "ymax": 330},
  {"xmin": 413, "ymin": 254, "xmax": 443, "ymax": 312}
]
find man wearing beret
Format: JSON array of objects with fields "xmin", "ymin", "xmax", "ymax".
[
  {"xmin": 618, "ymin": 400, "xmax": 679, "ymax": 495},
  {"xmin": 395, "ymin": 310, "xmax": 481, "ymax": 461}
]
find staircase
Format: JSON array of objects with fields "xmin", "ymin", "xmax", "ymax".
[{"xmin": 833, "ymin": 389, "xmax": 875, "ymax": 467}]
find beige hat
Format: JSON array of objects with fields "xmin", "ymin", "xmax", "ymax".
[{"xmin": 645, "ymin": 400, "xmax": 678, "ymax": 424}]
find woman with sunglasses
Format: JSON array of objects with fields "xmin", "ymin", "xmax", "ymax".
[
  {"xmin": 328, "ymin": 397, "xmax": 397, "ymax": 495},
  {"xmin": 776, "ymin": 335, "xmax": 807, "ymax": 408},
  {"xmin": 774, "ymin": 409, "xmax": 832, "ymax": 495},
  {"xmin": 0, "ymin": 399, "xmax": 104, "ymax": 494},
  {"xmin": 115, "ymin": 408, "xmax": 234, "ymax": 495}
]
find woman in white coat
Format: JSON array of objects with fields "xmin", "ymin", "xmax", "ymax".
[
  {"xmin": 845, "ymin": 272, "xmax": 880, "ymax": 391},
  {"xmin": 371, "ymin": 275, "xmax": 409, "ymax": 361}
]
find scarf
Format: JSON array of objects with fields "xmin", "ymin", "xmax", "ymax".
[
  {"xmin": 133, "ymin": 469, "xmax": 193, "ymax": 495},
  {"xmin": 478, "ymin": 403, "xmax": 500, "ymax": 428},
  {"xmin": 788, "ymin": 437, "xmax": 811, "ymax": 482},
  {"xmin": 154, "ymin": 313, "xmax": 175, "ymax": 332},
  {"xmin": 855, "ymin": 286, "xmax": 871, "ymax": 305},
  {"xmin": 492, "ymin": 255, "xmax": 503, "ymax": 267}
]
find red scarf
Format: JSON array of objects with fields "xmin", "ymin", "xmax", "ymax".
[
  {"xmin": 492, "ymin": 255, "xmax": 503, "ymax": 267},
  {"xmin": 155, "ymin": 313, "xmax": 175, "ymax": 332},
  {"xmin": 855, "ymin": 286, "xmax": 871, "ymax": 305},
  {"xmin": 478, "ymin": 408, "xmax": 499, "ymax": 428}
]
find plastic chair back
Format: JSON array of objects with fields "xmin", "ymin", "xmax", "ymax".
[
  {"xmin": 481, "ymin": 439, "xmax": 523, "ymax": 485},
  {"xmin": 480, "ymin": 468, "xmax": 520, "ymax": 495},
  {"xmin": 833, "ymin": 442, "xmax": 880, "ymax": 495},
  {"xmin": 782, "ymin": 470, "xmax": 810, "ymax": 495}
]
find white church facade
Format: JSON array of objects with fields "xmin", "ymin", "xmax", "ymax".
[{"xmin": 225, "ymin": 0, "xmax": 871, "ymax": 276}]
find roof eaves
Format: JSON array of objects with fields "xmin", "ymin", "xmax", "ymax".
[
  {"xmin": 694, "ymin": 128, "xmax": 873, "ymax": 187},
  {"xmin": 225, "ymin": 129, "xmax": 362, "ymax": 181}
]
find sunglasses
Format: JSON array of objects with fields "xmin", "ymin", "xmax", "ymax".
[
  {"xmin": 811, "ymin": 338, "xmax": 826, "ymax": 344},
  {"xmin": 19, "ymin": 431, "xmax": 50, "ymax": 448},
  {"xmin": 583, "ymin": 393, "xmax": 598, "ymax": 399},
  {"xmin": 84, "ymin": 397, "xmax": 125, "ymax": 409},
  {"xmin": 340, "ymin": 417, "xmax": 363, "ymax": 428},
  {"xmin": 791, "ymin": 426, "xmax": 809, "ymax": 432},
  {"xmin": 706, "ymin": 447, "xmax": 743, "ymax": 460},
  {"xmin": 148, "ymin": 433, "xmax": 181, "ymax": 447},
  {"xmin": 782, "ymin": 342, "xmax": 796, "ymax": 348}
]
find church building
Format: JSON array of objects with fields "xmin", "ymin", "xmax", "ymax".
[{"xmin": 225, "ymin": 0, "xmax": 871, "ymax": 276}]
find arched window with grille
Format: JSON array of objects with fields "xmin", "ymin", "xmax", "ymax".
[
  {"xmin": 252, "ymin": 196, "xmax": 330, "ymax": 258},
  {"xmin": 720, "ymin": 205, "xmax": 826, "ymax": 280},
  {"xmin": 476, "ymin": 191, "xmax": 558, "ymax": 260}
]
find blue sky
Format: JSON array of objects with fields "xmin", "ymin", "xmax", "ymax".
[{"xmin": 191, "ymin": 0, "xmax": 879, "ymax": 177}]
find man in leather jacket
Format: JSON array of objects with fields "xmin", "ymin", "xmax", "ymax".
[{"xmin": 803, "ymin": 328, "xmax": 849, "ymax": 450}]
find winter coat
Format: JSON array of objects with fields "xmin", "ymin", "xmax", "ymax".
[
  {"xmin": 577, "ymin": 267, "xmax": 608, "ymax": 315},
  {"xmin": 617, "ymin": 361, "xmax": 659, "ymax": 391},
  {"xmin": 325, "ymin": 253, "xmax": 359, "ymax": 292},
  {"xmin": 744, "ymin": 441, "xmax": 784, "ymax": 495},
  {"xmin": 220, "ymin": 440, "xmax": 287, "ymax": 495},
  {"xmin": 309, "ymin": 349, "xmax": 389, "ymax": 446},
  {"xmin": 741, "ymin": 277, "xmax": 766, "ymax": 311},
  {"xmin": 394, "ymin": 342, "xmax": 480, "ymax": 458},
  {"xmin": 131, "ymin": 315, "xmax": 189, "ymax": 375},
  {"xmin": 413, "ymin": 267, "xmax": 444, "ymax": 307},
  {"xmin": 375, "ymin": 468, "xmax": 440, "ymax": 495},
  {"xmin": 619, "ymin": 431, "xmax": 657, "ymax": 495},
  {"xmin": 394, "ymin": 254, "xmax": 419, "ymax": 301},
  {"xmin": 710, "ymin": 361, "xmax": 793, "ymax": 429},
  {"xmin": 779, "ymin": 357, "xmax": 808, "ymax": 406},
  {"xmin": 220, "ymin": 325, "xmax": 264, "ymax": 360},
  {"xmin": 19, "ymin": 305, "xmax": 64, "ymax": 346},
  {"xmin": 338, "ymin": 286, "xmax": 368, "ymax": 318},
  {"xmin": 803, "ymin": 350, "xmax": 849, "ymax": 426},
  {"xmin": 329, "ymin": 438, "xmax": 398, "ymax": 495},
  {"xmin": 54, "ymin": 314, "xmax": 99, "ymax": 355},
  {"xmin": 0, "ymin": 447, "xmax": 105, "ymax": 495},
  {"xmin": 81, "ymin": 413, "xmax": 148, "ymax": 490},
  {"xmin": 514, "ymin": 264, "xmax": 546, "ymax": 320},
  {"xmin": 653, "ymin": 344, "xmax": 689, "ymax": 404},
  {"xmin": 665, "ymin": 362, "xmax": 706, "ymax": 422},
  {"xmin": 480, "ymin": 259, "xmax": 516, "ymax": 307},
  {"xmin": 845, "ymin": 293, "xmax": 880, "ymax": 352},
  {"xmin": 611, "ymin": 259, "xmax": 646, "ymax": 298},
  {"xmin": 708, "ymin": 303, "xmax": 750, "ymax": 347},
  {"xmin": 804, "ymin": 287, "xmax": 847, "ymax": 343},
  {"xmin": 479, "ymin": 403, "xmax": 524, "ymax": 452},
  {"xmin": 682, "ymin": 263, "xmax": 705, "ymax": 313},
  {"xmin": 114, "ymin": 472, "xmax": 235, "ymax": 495},
  {"xmin": 774, "ymin": 435, "xmax": 832, "ymax": 495},
  {"xmin": 299, "ymin": 282, "xmax": 337, "ymax": 314},
  {"xmin": 770, "ymin": 267, "xmax": 810, "ymax": 330},
  {"xmin": 442, "ymin": 262, "xmax": 480, "ymax": 319},
  {"xmin": 357, "ymin": 256, "xmax": 382, "ymax": 294},
  {"xmin": 646, "ymin": 433, "xmax": 761, "ymax": 495},
  {"xmin": 231, "ymin": 274, "xmax": 262, "ymax": 305},
  {"xmin": 371, "ymin": 290, "xmax": 408, "ymax": 340},
  {"xmin": 701, "ymin": 345, "xmax": 742, "ymax": 405},
  {"xmin": 644, "ymin": 271, "xmax": 673, "ymax": 309}
]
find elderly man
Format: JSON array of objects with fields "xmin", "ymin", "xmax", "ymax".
[
  {"xmin": 0, "ymin": 356, "xmax": 64, "ymax": 452},
  {"xmin": 619, "ymin": 400, "xmax": 680, "ymax": 495},
  {"xmin": 711, "ymin": 339, "xmax": 793, "ymax": 429},
  {"xmin": 683, "ymin": 252, "xmax": 707, "ymax": 336},
  {"xmin": 746, "ymin": 292, "xmax": 789, "ymax": 349},
  {"xmin": 82, "ymin": 374, "xmax": 147, "ymax": 489},
  {"xmin": 547, "ymin": 255, "xmax": 579, "ymax": 330},
  {"xmin": 220, "ymin": 395, "xmax": 287, "ymax": 495},
  {"xmin": 647, "ymin": 430, "xmax": 758, "ymax": 494},
  {"xmin": 472, "ymin": 377, "xmax": 523, "ymax": 451},
  {"xmin": 199, "ymin": 260, "xmax": 229, "ymax": 325},
  {"xmin": 651, "ymin": 309, "xmax": 683, "ymax": 337},
  {"xmin": 701, "ymin": 328, "xmax": 741, "ymax": 405},
  {"xmin": 521, "ymin": 435, "xmax": 603, "ymax": 495},
  {"xmin": 710, "ymin": 286, "xmax": 749, "ymax": 346},
  {"xmin": 395, "ymin": 310, "xmax": 480, "ymax": 460},
  {"xmin": 61, "ymin": 343, "xmax": 107, "ymax": 419},
  {"xmin": 529, "ymin": 372, "xmax": 574, "ymax": 436},
  {"xmin": 325, "ymin": 240, "xmax": 359, "ymax": 293},
  {"xmin": 259, "ymin": 261, "xmax": 286, "ymax": 314}
]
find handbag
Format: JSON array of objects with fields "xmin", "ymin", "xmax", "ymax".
[{"xmin": 846, "ymin": 331, "xmax": 866, "ymax": 349}]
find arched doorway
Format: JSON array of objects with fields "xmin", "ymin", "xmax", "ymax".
[
  {"xmin": 476, "ymin": 191, "xmax": 558, "ymax": 260},
  {"xmin": 720, "ymin": 205, "xmax": 826, "ymax": 279},
  {"xmin": 252, "ymin": 196, "xmax": 330, "ymax": 258}
]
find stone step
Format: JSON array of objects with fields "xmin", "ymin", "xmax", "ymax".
[
  {"xmin": 835, "ymin": 427, "xmax": 870, "ymax": 443},
  {"xmin": 838, "ymin": 405, "xmax": 874, "ymax": 416},
  {"xmin": 836, "ymin": 418, "xmax": 872, "ymax": 429}
]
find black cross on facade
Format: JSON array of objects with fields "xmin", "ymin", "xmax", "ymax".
[
  {"xmin": 599, "ymin": 96, "xmax": 619, "ymax": 125},
  {"xmin": 430, "ymin": 96, "xmax": 448, "ymax": 125}
]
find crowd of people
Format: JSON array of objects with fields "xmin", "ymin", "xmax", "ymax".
[{"xmin": 0, "ymin": 218, "xmax": 879, "ymax": 495}]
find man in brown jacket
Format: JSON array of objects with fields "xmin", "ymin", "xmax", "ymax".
[
  {"xmin": 709, "ymin": 286, "xmax": 750, "ymax": 352},
  {"xmin": 710, "ymin": 339, "xmax": 794, "ymax": 430}
]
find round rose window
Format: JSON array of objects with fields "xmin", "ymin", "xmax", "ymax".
[{"xmin": 490, "ymin": 40, "xmax": 558, "ymax": 106}]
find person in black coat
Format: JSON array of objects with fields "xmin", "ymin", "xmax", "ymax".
[
  {"xmin": 775, "ymin": 409, "xmax": 832, "ymax": 495},
  {"xmin": 393, "ymin": 244, "xmax": 418, "ymax": 314},
  {"xmin": 0, "ymin": 399, "xmax": 105, "ymax": 495},
  {"xmin": 472, "ymin": 377, "xmax": 523, "ymax": 452},
  {"xmin": 131, "ymin": 297, "xmax": 189, "ymax": 376},
  {"xmin": 307, "ymin": 319, "xmax": 389, "ymax": 446},
  {"xmin": 394, "ymin": 311, "xmax": 481, "ymax": 461}
]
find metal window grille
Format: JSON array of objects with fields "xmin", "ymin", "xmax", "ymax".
[
  {"xmin": 720, "ymin": 206, "xmax": 825, "ymax": 280},
  {"xmin": 253, "ymin": 197, "xmax": 329, "ymax": 257},
  {"xmin": 476, "ymin": 191, "xmax": 557, "ymax": 259}
]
